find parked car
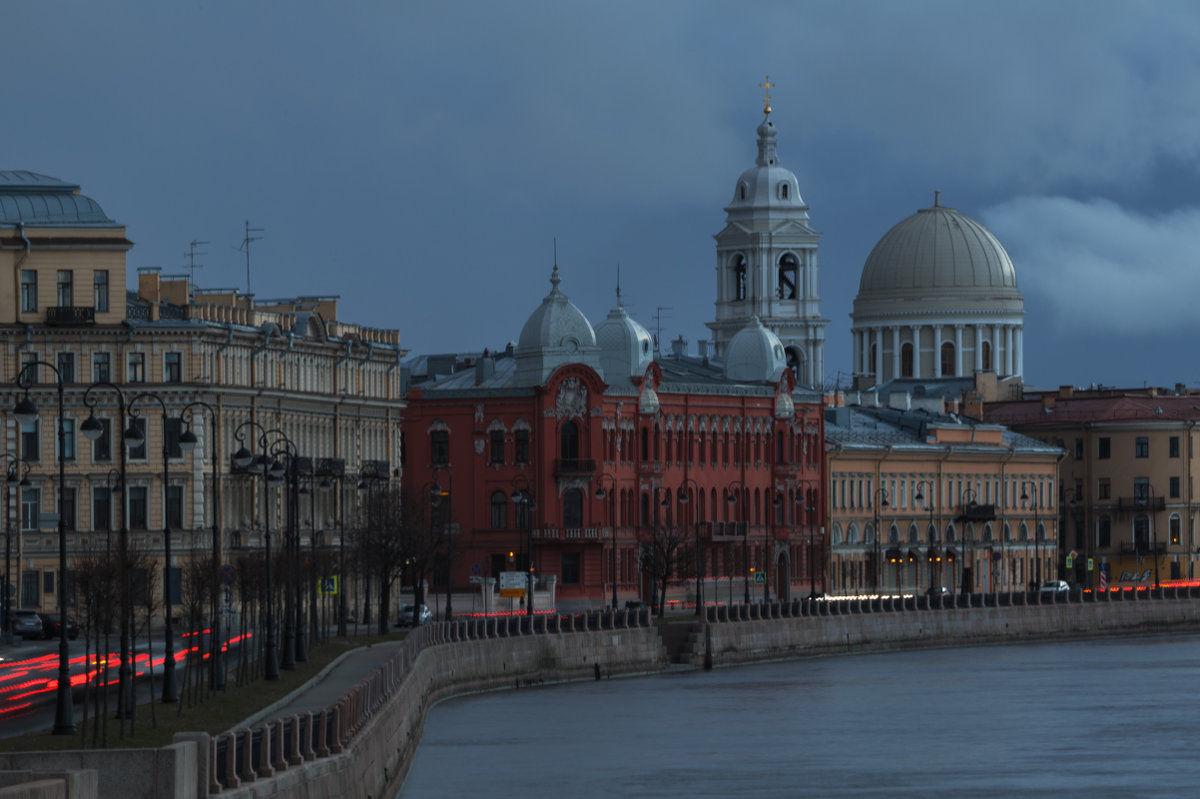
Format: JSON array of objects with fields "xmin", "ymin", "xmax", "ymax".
[
  {"xmin": 9, "ymin": 609, "xmax": 44, "ymax": 638},
  {"xmin": 925, "ymin": 586, "xmax": 951, "ymax": 597},
  {"xmin": 396, "ymin": 604, "xmax": 432, "ymax": 627},
  {"xmin": 1040, "ymin": 580, "xmax": 1070, "ymax": 594},
  {"xmin": 40, "ymin": 613, "xmax": 80, "ymax": 640}
]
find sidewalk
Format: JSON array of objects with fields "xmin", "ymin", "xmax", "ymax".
[{"xmin": 240, "ymin": 639, "xmax": 409, "ymax": 730}]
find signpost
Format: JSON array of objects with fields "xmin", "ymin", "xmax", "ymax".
[{"xmin": 499, "ymin": 571, "xmax": 525, "ymax": 598}]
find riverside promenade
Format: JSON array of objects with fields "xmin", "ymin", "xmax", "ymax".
[{"xmin": 3, "ymin": 588, "xmax": 1200, "ymax": 799}]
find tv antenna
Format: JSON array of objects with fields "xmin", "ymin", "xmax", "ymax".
[
  {"xmin": 185, "ymin": 240, "xmax": 209, "ymax": 290},
  {"xmin": 238, "ymin": 220, "xmax": 265, "ymax": 296},
  {"xmin": 653, "ymin": 306, "xmax": 673, "ymax": 353}
]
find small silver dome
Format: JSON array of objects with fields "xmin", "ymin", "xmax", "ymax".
[
  {"xmin": 595, "ymin": 304, "xmax": 654, "ymax": 383},
  {"xmin": 725, "ymin": 317, "xmax": 788, "ymax": 383}
]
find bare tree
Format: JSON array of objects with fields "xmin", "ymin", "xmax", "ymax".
[{"xmin": 646, "ymin": 524, "xmax": 695, "ymax": 618}]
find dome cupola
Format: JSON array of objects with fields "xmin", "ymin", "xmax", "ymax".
[
  {"xmin": 514, "ymin": 266, "xmax": 601, "ymax": 386},
  {"xmin": 724, "ymin": 316, "xmax": 788, "ymax": 383},
  {"xmin": 595, "ymin": 300, "xmax": 654, "ymax": 384}
]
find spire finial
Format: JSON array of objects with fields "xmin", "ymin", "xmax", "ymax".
[
  {"xmin": 550, "ymin": 237, "xmax": 561, "ymax": 292},
  {"xmin": 616, "ymin": 263, "xmax": 623, "ymax": 307},
  {"xmin": 759, "ymin": 75, "xmax": 775, "ymax": 115},
  {"xmin": 934, "ymin": 190, "xmax": 941, "ymax": 207}
]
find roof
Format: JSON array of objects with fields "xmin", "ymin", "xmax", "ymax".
[
  {"xmin": 985, "ymin": 394, "xmax": 1200, "ymax": 427},
  {"xmin": 0, "ymin": 170, "xmax": 118, "ymax": 227},
  {"xmin": 827, "ymin": 405, "xmax": 1059, "ymax": 454}
]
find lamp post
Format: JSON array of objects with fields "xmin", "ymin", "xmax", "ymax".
[
  {"xmin": 1020, "ymin": 480, "xmax": 1040, "ymax": 597},
  {"xmin": 0, "ymin": 455, "xmax": 28, "ymax": 648},
  {"xmin": 231, "ymin": 422, "xmax": 287, "ymax": 681},
  {"xmin": 178, "ymin": 400, "xmax": 224, "ymax": 690},
  {"xmin": 796, "ymin": 485, "xmax": 818, "ymax": 599},
  {"xmin": 725, "ymin": 481, "xmax": 748, "ymax": 604},
  {"xmin": 593, "ymin": 473, "xmax": 617, "ymax": 610},
  {"xmin": 127, "ymin": 391, "xmax": 179, "ymax": 703},
  {"xmin": 322, "ymin": 472, "xmax": 348, "ymax": 637},
  {"xmin": 13, "ymin": 360, "xmax": 74, "ymax": 734},
  {"xmin": 960, "ymin": 486, "xmax": 978, "ymax": 594},
  {"xmin": 1061, "ymin": 487, "xmax": 1079, "ymax": 584},
  {"xmin": 430, "ymin": 467, "xmax": 453, "ymax": 621},
  {"xmin": 1136, "ymin": 483, "xmax": 1160, "ymax": 589},
  {"xmin": 914, "ymin": 480, "xmax": 937, "ymax": 591},
  {"xmin": 872, "ymin": 487, "xmax": 890, "ymax": 595},
  {"xmin": 510, "ymin": 480, "xmax": 535, "ymax": 616},
  {"xmin": 80, "ymin": 381, "xmax": 136, "ymax": 719},
  {"xmin": 677, "ymin": 476, "xmax": 701, "ymax": 613}
]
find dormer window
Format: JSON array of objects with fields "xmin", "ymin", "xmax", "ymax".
[{"xmin": 739, "ymin": 183, "xmax": 747, "ymax": 201}]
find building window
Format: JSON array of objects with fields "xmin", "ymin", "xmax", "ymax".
[
  {"xmin": 1169, "ymin": 436, "xmax": 1180, "ymax": 458},
  {"xmin": 92, "ymin": 486, "xmax": 112, "ymax": 533},
  {"xmin": 56, "ymin": 419, "xmax": 76, "ymax": 461},
  {"xmin": 128, "ymin": 486, "xmax": 148, "ymax": 529},
  {"xmin": 165, "ymin": 417, "xmax": 183, "ymax": 458},
  {"xmin": 1097, "ymin": 515, "xmax": 1111, "ymax": 548},
  {"xmin": 1135, "ymin": 437, "xmax": 1148, "ymax": 458},
  {"xmin": 563, "ymin": 488, "xmax": 583, "ymax": 528},
  {"xmin": 128, "ymin": 352, "xmax": 145, "ymax": 383},
  {"xmin": 21, "ymin": 488, "xmax": 40, "ymax": 531},
  {"xmin": 1074, "ymin": 438, "xmax": 1083, "ymax": 460},
  {"xmin": 561, "ymin": 552, "xmax": 580, "ymax": 585},
  {"xmin": 93, "ymin": 270, "xmax": 109, "ymax": 312},
  {"xmin": 1170, "ymin": 476, "xmax": 1181, "ymax": 498},
  {"xmin": 1098, "ymin": 438, "xmax": 1111, "ymax": 460},
  {"xmin": 430, "ymin": 431, "xmax": 449, "ymax": 465},
  {"xmin": 57, "ymin": 352, "xmax": 75, "ymax": 384},
  {"xmin": 91, "ymin": 418, "xmax": 112, "ymax": 463},
  {"xmin": 20, "ymin": 270, "xmax": 37, "ymax": 312},
  {"xmin": 490, "ymin": 491, "xmax": 507, "ymax": 529},
  {"xmin": 560, "ymin": 420, "xmax": 579, "ymax": 462},
  {"xmin": 57, "ymin": 270, "xmax": 73, "ymax": 306},
  {"xmin": 514, "ymin": 430, "xmax": 530, "ymax": 463},
  {"xmin": 21, "ymin": 420, "xmax": 39, "ymax": 462},
  {"xmin": 777, "ymin": 253, "xmax": 798, "ymax": 300},
  {"xmin": 1097, "ymin": 478, "xmax": 1110, "ymax": 500},
  {"xmin": 1133, "ymin": 478, "xmax": 1149, "ymax": 504},
  {"xmin": 164, "ymin": 352, "xmax": 182, "ymax": 383},
  {"xmin": 1133, "ymin": 515, "xmax": 1150, "ymax": 552},
  {"xmin": 60, "ymin": 487, "xmax": 76, "ymax": 530},
  {"xmin": 127, "ymin": 417, "xmax": 147, "ymax": 461},
  {"xmin": 900, "ymin": 343, "xmax": 914, "ymax": 378},
  {"xmin": 166, "ymin": 485, "xmax": 183, "ymax": 529},
  {"xmin": 940, "ymin": 342, "xmax": 955, "ymax": 376},
  {"xmin": 490, "ymin": 430, "xmax": 505, "ymax": 464},
  {"xmin": 93, "ymin": 352, "xmax": 111, "ymax": 383},
  {"xmin": 1170, "ymin": 515, "xmax": 1182, "ymax": 545},
  {"xmin": 981, "ymin": 341, "xmax": 992, "ymax": 371}
]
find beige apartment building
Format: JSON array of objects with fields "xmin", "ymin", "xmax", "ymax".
[
  {"xmin": 986, "ymin": 386, "xmax": 1200, "ymax": 590},
  {"xmin": 1, "ymin": 171, "xmax": 405, "ymax": 612},
  {"xmin": 826, "ymin": 392, "xmax": 1062, "ymax": 596}
]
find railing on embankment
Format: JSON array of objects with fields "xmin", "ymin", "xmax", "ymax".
[{"xmin": 6, "ymin": 591, "xmax": 1200, "ymax": 799}]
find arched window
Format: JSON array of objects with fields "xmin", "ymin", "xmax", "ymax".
[
  {"xmin": 563, "ymin": 488, "xmax": 583, "ymax": 528},
  {"xmin": 490, "ymin": 491, "xmax": 508, "ymax": 529},
  {"xmin": 981, "ymin": 340, "xmax": 992, "ymax": 371},
  {"xmin": 901, "ymin": 342, "xmax": 914, "ymax": 378},
  {"xmin": 777, "ymin": 253, "xmax": 798, "ymax": 299},
  {"xmin": 560, "ymin": 420, "xmax": 579, "ymax": 462},
  {"xmin": 780, "ymin": 182, "xmax": 789, "ymax": 200},
  {"xmin": 733, "ymin": 255, "xmax": 747, "ymax": 301},
  {"xmin": 870, "ymin": 344, "xmax": 878, "ymax": 375},
  {"xmin": 940, "ymin": 342, "xmax": 956, "ymax": 376}
]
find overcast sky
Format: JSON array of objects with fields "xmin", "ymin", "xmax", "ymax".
[{"xmin": 11, "ymin": 0, "xmax": 1200, "ymax": 390}]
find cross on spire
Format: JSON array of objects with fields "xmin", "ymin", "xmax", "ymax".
[{"xmin": 759, "ymin": 75, "xmax": 775, "ymax": 115}]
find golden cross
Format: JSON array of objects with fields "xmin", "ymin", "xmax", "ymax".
[{"xmin": 759, "ymin": 75, "xmax": 775, "ymax": 114}]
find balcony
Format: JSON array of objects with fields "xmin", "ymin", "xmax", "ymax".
[
  {"xmin": 361, "ymin": 459, "xmax": 390, "ymax": 480},
  {"xmin": 707, "ymin": 521, "xmax": 748, "ymax": 541},
  {"xmin": 1119, "ymin": 541, "xmax": 1165, "ymax": 555},
  {"xmin": 45, "ymin": 305, "xmax": 95, "ymax": 326},
  {"xmin": 553, "ymin": 458, "xmax": 596, "ymax": 476},
  {"xmin": 1117, "ymin": 496, "xmax": 1166, "ymax": 513},
  {"xmin": 316, "ymin": 458, "xmax": 346, "ymax": 478}
]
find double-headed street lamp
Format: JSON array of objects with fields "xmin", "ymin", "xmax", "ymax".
[
  {"xmin": 725, "ymin": 481, "xmax": 749, "ymax": 604},
  {"xmin": 13, "ymin": 360, "xmax": 74, "ymax": 734},
  {"xmin": 430, "ymin": 467, "xmax": 453, "ymax": 621},
  {"xmin": 872, "ymin": 487, "xmax": 890, "ymax": 595},
  {"xmin": 594, "ymin": 473, "xmax": 618, "ymax": 610},
  {"xmin": 178, "ymin": 401, "xmax": 224, "ymax": 690},
  {"xmin": 0, "ymin": 455, "xmax": 29, "ymax": 648},
  {"xmin": 320, "ymin": 470, "xmax": 348, "ymax": 637},
  {"xmin": 914, "ymin": 479, "xmax": 937, "ymax": 591},
  {"xmin": 677, "ymin": 477, "xmax": 702, "ymax": 613},
  {"xmin": 1020, "ymin": 480, "xmax": 1040, "ymax": 596},
  {"xmin": 511, "ymin": 478, "xmax": 536, "ymax": 616}
]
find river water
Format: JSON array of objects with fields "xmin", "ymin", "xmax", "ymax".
[{"xmin": 398, "ymin": 634, "xmax": 1200, "ymax": 798}]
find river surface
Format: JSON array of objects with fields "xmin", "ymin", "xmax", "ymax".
[{"xmin": 398, "ymin": 634, "xmax": 1200, "ymax": 798}]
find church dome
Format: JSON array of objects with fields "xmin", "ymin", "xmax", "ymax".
[
  {"xmin": 724, "ymin": 317, "xmax": 788, "ymax": 383},
  {"xmin": 595, "ymin": 303, "xmax": 654, "ymax": 383},
  {"xmin": 517, "ymin": 265, "xmax": 596, "ymax": 353},
  {"xmin": 725, "ymin": 115, "xmax": 806, "ymax": 212},
  {"xmin": 857, "ymin": 200, "xmax": 1020, "ymax": 300}
]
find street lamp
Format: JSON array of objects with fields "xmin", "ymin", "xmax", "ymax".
[
  {"xmin": 914, "ymin": 480, "xmax": 937, "ymax": 592},
  {"xmin": 0, "ymin": 455, "xmax": 29, "ymax": 647},
  {"xmin": 231, "ymin": 422, "xmax": 288, "ymax": 681},
  {"xmin": 1135, "ymin": 483, "xmax": 1160, "ymax": 589},
  {"xmin": 178, "ymin": 400, "xmax": 224, "ymax": 689},
  {"xmin": 677, "ymin": 476, "xmax": 701, "ymax": 613},
  {"xmin": 872, "ymin": 487, "xmax": 890, "ymax": 595},
  {"xmin": 320, "ymin": 472, "xmax": 348, "ymax": 637},
  {"xmin": 725, "ymin": 481, "xmax": 749, "ymax": 604},
  {"xmin": 128, "ymin": 391, "xmax": 179, "ymax": 703},
  {"xmin": 1020, "ymin": 480, "xmax": 1040, "ymax": 597},
  {"xmin": 13, "ymin": 360, "xmax": 74, "ymax": 734},
  {"xmin": 796, "ymin": 485, "xmax": 819, "ymax": 599},
  {"xmin": 593, "ymin": 473, "xmax": 618, "ymax": 610},
  {"xmin": 1061, "ymin": 487, "xmax": 1080, "ymax": 585},
  {"xmin": 959, "ymin": 486, "xmax": 978, "ymax": 594},
  {"xmin": 510, "ymin": 480, "xmax": 536, "ymax": 616},
  {"xmin": 430, "ymin": 466, "xmax": 453, "ymax": 621}
]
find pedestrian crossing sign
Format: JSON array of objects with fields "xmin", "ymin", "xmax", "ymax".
[{"xmin": 319, "ymin": 576, "xmax": 339, "ymax": 596}]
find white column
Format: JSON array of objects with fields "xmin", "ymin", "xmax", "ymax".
[
  {"xmin": 911, "ymin": 325, "xmax": 921, "ymax": 378},
  {"xmin": 1015, "ymin": 326, "xmax": 1023, "ymax": 377},
  {"xmin": 874, "ymin": 327, "xmax": 884, "ymax": 379},
  {"xmin": 891, "ymin": 326, "xmax": 900, "ymax": 382},
  {"xmin": 974, "ymin": 324, "xmax": 984, "ymax": 372},
  {"xmin": 954, "ymin": 325, "xmax": 963, "ymax": 377},
  {"xmin": 933, "ymin": 325, "xmax": 942, "ymax": 377},
  {"xmin": 853, "ymin": 329, "xmax": 862, "ymax": 375},
  {"xmin": 1005, "ymin": 326, "xmax": 1014, "ymax": 376}
]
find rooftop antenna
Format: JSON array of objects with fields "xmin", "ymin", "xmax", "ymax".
[
  {"xmin": 616, "ymin": 263, "xmax": 622, "ymax": 307},
  {"xmin": 185, "ymin": 240, "xmax": 209, "ymax": 291},
  {"xmin": 653, "ymin": 306, "xmax": 673, "ymax": 353},
  {"xmin": 238, "ymin": 220, "xmax": 265, "ymax": 296}
]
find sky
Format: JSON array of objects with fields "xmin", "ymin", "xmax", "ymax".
[{"xmin": 9, "ymin": 0, "xmax": 1200, "ymax": 390}]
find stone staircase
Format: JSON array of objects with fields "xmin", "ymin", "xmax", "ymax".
[{"xmin": 656, "ymin": 620, "xmax": 703, "ymax": 666}]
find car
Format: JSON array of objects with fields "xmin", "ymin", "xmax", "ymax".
[
  {"xmin": 9, "ymin": 609, "xmax": 44, "ymax": 638},
  {"xmin": 1039, "ymin": 580, "xmax": 1070, "ymax": 594},
  {"xmin": 396, "ymin": 604, "xmax": 432, "ymax": 627},
  {"xmin": 40, "ymin": 613, "xmax": 80, "ymax": 640},
  {"xmin": 925, "ymin": 586, "xmax": 951, "ymax": 597}
]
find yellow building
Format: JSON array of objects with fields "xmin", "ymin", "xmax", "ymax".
[
  {"xmin": 826, "ymin": 391, "xmax": 1062, "ymax": 596},
  {"xmin": 986, "ymin": 386, "xmax": 1200, "ymax": 590},
  {"xmin": 1, "ymin": 171, "xmax": 404, "ymax": 613}
]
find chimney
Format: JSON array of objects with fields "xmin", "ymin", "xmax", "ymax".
[
  {"xmin": 475, "ymin": 349, "xmax": 495, "ymax": 385},
  {"xmin": 671, "ymin": 335, "xmax": 687, "ymax": 358}
]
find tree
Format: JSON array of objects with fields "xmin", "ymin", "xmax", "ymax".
[{"xmin": 646, "ymin": 524, "xmax": 695, "ymax": 618}]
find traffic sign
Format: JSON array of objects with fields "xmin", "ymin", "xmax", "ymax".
[
  {"xmin": 499, "ymin": 570, "xmax": 525, "ymax": 597},
  {"xmin": 218, "ymin": 564, "xmax": 237, "ymax": 585},
  {"xmin": 319, "ymin": 576, "xmax": 339, "ymax": 596},
  {"xmin": 753, "ymin": 571, "xmax": 766, "ymax": 585}
]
